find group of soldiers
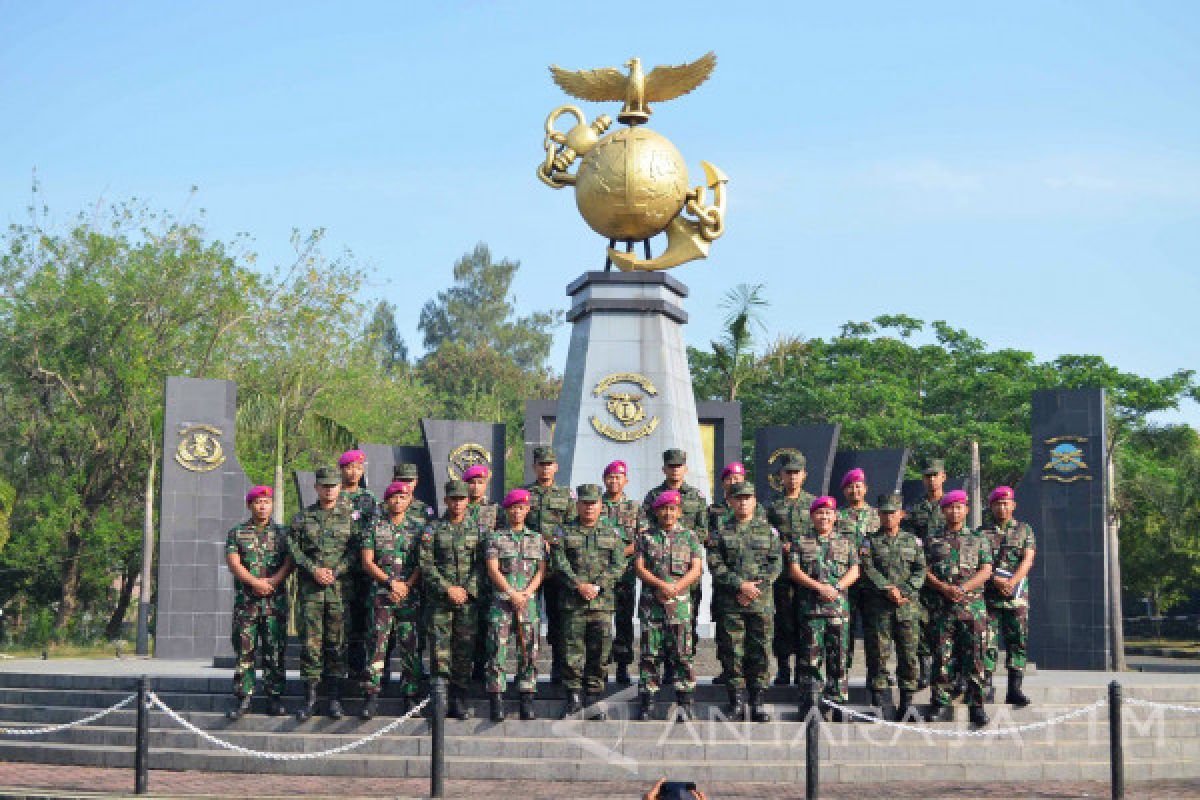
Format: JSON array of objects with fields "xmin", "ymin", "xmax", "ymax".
[{"xmin": 224, "ymin": 447, "xmax": 1035, "ymax": 728}]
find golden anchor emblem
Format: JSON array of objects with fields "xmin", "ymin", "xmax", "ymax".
[{"xmin": 537, "ymin": 52, "xmax": 728, "ymax": 272}]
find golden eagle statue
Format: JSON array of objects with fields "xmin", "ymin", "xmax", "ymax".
[{"xmin": 549, "ymin": 52, "xmax": 717, "ymax": 125}]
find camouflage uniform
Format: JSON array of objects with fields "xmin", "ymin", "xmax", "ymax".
[
  {"xmin": 601, "ymin": 495, "xmax": 642, "ymax": 669},
  {"xmin": 860, "ymin": 528, "xmax": 926, "ymax": 691},
  {"xmin": 225, "ymin": 519, "xmax": 289, "ymax": 698},
  {"xmin": 420, "ymin": 516, "xmax": 487, "ymax": 692},
  {"xmin": 925, "ymin": 528, "xmax": 994, "ymax": 706},
  {"xmin": 484, "ymin": 526, "xmax": 546, "ymax": 693},
  {"xmin": 341, "ymin": 487, "xmax": 378, "ymax": 685},
  {"xmin": 468, "ymin": 500, "xmax": 501, "ymax": 680},
  {"xmin": 707, "ymin": 514, "xmax": 783, "ymax": 691},
  {"xmin": 361, "ymin": 514, "xmax": 424, "ymax": 696},
  {"xmin": 636, "ymin": 524, "xmax": 704, "ymax": 693},
  {"xmin": 643, "ymin": 482, "xmax": 707, "ymax": 654},
  {"xmin": 983, "ymin": 519, "xmax": 1036, "ymax": 672},
  {"xmin": 524, "ymin": 481, "xmax": 575, "ymax": 676},
  {"xmin": 791, "ymin": 529, "xmax": 859, "ymax": 703},
  {"xmin": 765, "ymin": 491, "xmax": 815, "ymax": 665},
  {"xmin": 288, "ymin": 502, "xmax": 358, "ymax": 682},
  {"xmin": 552, "ymin": 518, "xmax": 627, "ymax": 694},
  {"xmin": 837, "ymin": 505, "xmax": 879, "ymax": 675},
  {"xmin": 904, "ymin": 495, "xmax": 945, "ymax": 662}
]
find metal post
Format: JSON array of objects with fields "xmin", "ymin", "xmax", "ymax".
[
  {"xmin": 805, "ymin": 683, "xmax": 820, "ymax": 800},
  {"xmin": 1109, "ymin": 680, "xmax": 1124, "ymax": 800},
  {"xmin": 134, "ymin": 676, "xmax": 149, "ymax": 794},
  {"xmin": 431, "ymin": 677, "xmax": 447, "ymax": 798}
]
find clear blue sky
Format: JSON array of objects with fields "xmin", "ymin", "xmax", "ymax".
[{"xmin": 3, "ymin": 1, "xmax": 1197, "ymax": 424}]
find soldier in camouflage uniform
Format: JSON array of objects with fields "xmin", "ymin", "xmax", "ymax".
[
  {"xmin": 464, "ymin": 463, "xmax": 500, "ymax": 684},
  {"xmin": 395, "ymin": 462, "xmax": 435, "ymax": 668},
  {"xmin": 904, "ymin": 458, "xmax": 948, "ymax": 689},
  {"xmin": 359, "ymin": 480, "xmax": 424, "ymax": 719},
  {"xmin": 642, "ymin": 448, "xmax": 708, "ymax": 659},
  {"xmin": 337, "ymin": 449, "xmax": 379, "ymax": 692},
  {"xmin": 552, "ymin": 484, "xmax": 628, "ymax": 719},
  {"xmin": 705, "ymin": 461, "xmax": 755, "ymax": 686},
  {"xmin": 484, "ymin": 489, "xmax": 547, "ymax": 722},
  {"xmin": 601, "ymin": 460, "xmax": 641, "ymax": 685},
  {"xmin": 420, "ymin": 479, "xmax": 487, "ymax": 719},
  {"xmin": 837, "ymin": 468, "xmax": 878, "ymax": 682},
  {"xmin": 982, "ymin": 485, "xmax": 1035, "ymax": 708},
  {"xmin": 523, "ymin": 446, "xmax": 575, "ymax": 683},
  {"xmin": 860, "ymin": 492, "xmax": 926, "ymax": 721},
  {"xmin": 765, "ymin": 453, "xmax": 815, "ymax": 686},
  {"xmin": 288, "ymin": 467, "xmax": 358, "ymax": 720},
  {"xmin": 635, "ymin": 490, "xmax": 705, "ymax": 722},
  {"xmin": 224, "ymin": 485, "xmax": 293, "ymax": 720},
  {"xmin": 790, "ymin": 495, "xmax": 859, "ymax": 718},
  {"xmin": 708, "ymin": 483, "xmax": 782, "ymax": 722},
  {"xmin": 924, "ymin": 489, "xmax": 994, "ymax": 726}
]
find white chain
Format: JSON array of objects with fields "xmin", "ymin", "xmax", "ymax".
[
  {"xmin": 822, "ymin": 699, "xmax": 1106, "ymax": 737},
  {"xmin": 1126, "ymin": 697, "xmax": 1200, "ymax": 715},
  {"xmin": 147, "ymin": 691, "xmax": 430, "ymax": 761},
  {"xmin": 0, "ymin": 693, "xmax": 137, "ymax": 735}
]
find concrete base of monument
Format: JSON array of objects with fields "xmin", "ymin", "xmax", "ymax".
[{"xmin": 1, "ymin": 656, "xmax": 1197, "ymax": 784}]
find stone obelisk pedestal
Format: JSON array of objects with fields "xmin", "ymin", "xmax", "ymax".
[{"xmin": 553, "ymin": 271, "xmax": 709, "ymax": 500}]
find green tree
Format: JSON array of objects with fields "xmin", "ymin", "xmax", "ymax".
[
  {"xmin": 710, "ymin": 283, "xmax": 767, "ymax": 402},
  {"xmin": 365, "ymin": 300, "xmax": 408, "ymax": 373},
  {"xmin": 418, "ymin": 243, "xmax": 561, "ymax": 371},
  {"xmin": 0, "ymin": 476, "xmax": 13, "ymax": 554}
]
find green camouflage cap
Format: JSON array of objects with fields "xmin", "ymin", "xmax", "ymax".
[
  {"xmin": 922, "ymin": 458, "xmax": 946, "ymax": 475},
  {"xmin": 575, "ymin": 483, "xmax": 602, "ymax": 502},
  {"xmin": 728, "ymin": 482, "xmax": 756, "ymax": 498},
  {"xmin": 662, "ymin": 448, "xmax": 687, "ymax": 466},
  {"xmin": 393, "ymin": 462, "xmax": 419, "ymax": 480},
  {"xmin": 444, "ymin": 479, "xmax": 469, "ymax": 499},
  {"xmin": 533, "ymin": 446, "xmax": 557, "ymax": 464},
  {"xmin": 314, "ymin": 466, "xmax": 340, "ymax": 486},
  {"xmin": 877, "ymin": 492, "xmax": 904, "ymax": 512},
  {"xmin": 778, "ymin": 452, "xmax": 807, "ymax": 472}
]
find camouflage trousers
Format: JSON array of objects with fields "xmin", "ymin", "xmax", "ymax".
[
  {"xmin": 689, "ymin": 583, "xmax": 703, "ymax": 657},
  {"xmin": 345, "ymin": 572, "xmax": 370, "ymax": 683},
  {"xmin": 364, "ymin": 598, "xmax": 421, "ymax": 696},
  {"xmin": 473, "ymin": 583, "xmax": 491, "ymax": 676},
  {"xmin": 639, "ymin": 610, "xmax": 695, "ymax": 694},
  {"xmin": 930, "ymin": 601, "xmax": 993, "ymax": 706},
  {"xmin": 486, "ymin": 598, "xmax": 541, "ymax": 694},
  {"xmin": 428, "ymin": 601, "xmax": 478, "ymax": 692},
  {"xmin": 863, "ymin": 604, "xmax": 920, "ymax": 692},
  {"xmin": 297, "ymin": 584, "xmax": 347, "ymax": 682},
  {"xmin": 798, "ymin": 615, "xmax": 850, "ymax": 702},
  {"xmin": 231, "ymin": 599, "xmax": 287, "ymax": 697},
  {"xmin": 543, "ymin": 579, "xmax": 565, "ymax": 671},
  {"xmin": 562, "ymin": 607, "xmax": 612, "ymax": 694},
  {"xmin": 715, "ymin": 604, "xmax": 774, "ymax": 691},
  {"xmin": 986, "ymin": 603, "xmax": 1029, "ymax": 672},
  {"xmin": 611, "ymin": 574, "xmax": 636, "ymax": 666},
  {"xmin": 846, "ymin": 587, "xmax": 864, "ymax": 674},
  {"xmin": 771, "ymin": 574, "xmax": 798, "ymax": 660}
]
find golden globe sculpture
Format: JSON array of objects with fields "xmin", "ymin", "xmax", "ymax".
[{"xmin": 537, "ymin": 53, "xmax": 727, "ymax": 272}]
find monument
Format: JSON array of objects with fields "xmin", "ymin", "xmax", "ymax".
[{"xmin": 537, "ymin": 52, "xmax": 728, "ymax": 499}]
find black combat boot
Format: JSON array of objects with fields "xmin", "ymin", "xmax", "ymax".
[
  {"xmin": 226, "ymin": 694, "xmax": 251, "ymax": 721},
  {"xmin": 726, "ymin": 688, "xmax": 746, "ymax": 720},
  {"xmin": 327, "ymin": 685, "xmax": 344, "ymax": 720},
  {"xmin": 917, "ymin": 655, "xmax": 931, "ymax": 689},
  {"xmin": 296, "ymin": 681, "xmax": 318, "ymax": 721},
  {"xmin": 927, "ymin": 701, "xmax": 952, "ymax": 723},
  {"xmin": 560, "ymin": 691, "xmax": 583, "ymax": 719},
  {"xmin": 749, "ymin": 690, "xmax": 771, "ymax": 723},
  {"xmin": 519, "ymin": 692, "xmax": 536, "ymax": 721},
  {"xmin": 969, "ymin": 704, "xmax": 990, "ymax": 727},
  {"xmin": 615, "ymin": 663, "xmax": 632, "ymax": 685},
  {"xmin": 773, "ymin": 657, "xmax": 792, "ymax": 686},
  {"xmin": 360, "ymin": 693, "xmax": 378, "ymax": 720},
  {"xmin": 584, "ymin": 693, "xmax": 608, "ymax": 721},
  {"xmin": 489, "ymin": 692, "xmax": 505, "ymax": 722},
  {"xmin": 400, "ymin": 693, "xmax": 415, "ymax": 715},
  {"xmin": 874, "ymin": 688, "xmax": 895, "ymax": 721},
  {"xmin": 674, "ymin": 692, "xmax": 693, "ymax": 722},
  {"xmin": 1006, "ymin": 670, "xmax": 1030, "ymax": 708},
  {"xmin": 897, "ymin": 690, "xmax": 916, "ymax": 721},
  {"xmin": 267, "ymin": 695, "xmax": 286, "ymax": 717},
  {"xmin": 638, "ymin": 692, "xmax": 657, "ymax": 721},
  {"xmin": 449, "ymin": 689, "xmax": 471, "ymax": 720}
]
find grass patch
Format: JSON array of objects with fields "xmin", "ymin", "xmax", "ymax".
[
  {"xmin": 0, "ymin": 640, "xmax": 140, "ymax": 659},
  {"xmin": 1126, "ymin": 638, "xmax": 1200, "ymax": 651}
]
